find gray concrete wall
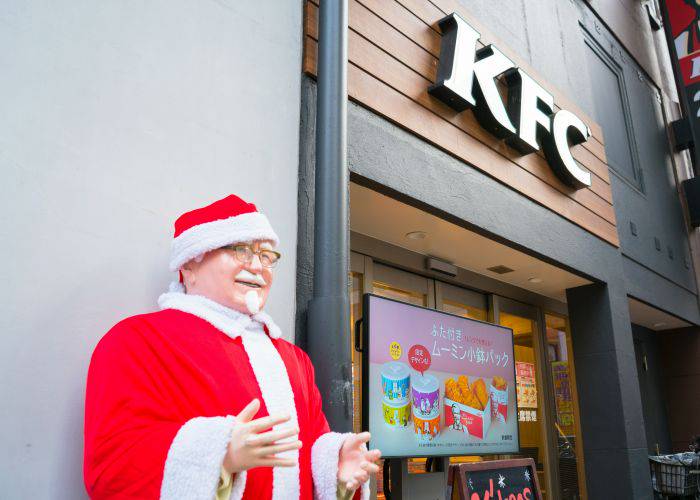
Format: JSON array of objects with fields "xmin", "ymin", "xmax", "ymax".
[
  {"xmin": 577, "ymin": 6, "xmax": 699, "ymax": 308},
  {"xmin": 0, "ymin": 1, "xmax": 303, "ymax": 497},
  {"xmin": 567, "ymin": 284, "xmax": 651, "ymax": 499}
]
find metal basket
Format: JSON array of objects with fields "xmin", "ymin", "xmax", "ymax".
[{"xmin": 649, "ymin": 454, "xmax": 700, "ymax": 497}]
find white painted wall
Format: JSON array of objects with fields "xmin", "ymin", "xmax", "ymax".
[{"xmin": 0, "ymin": 1, "xmax": 302, "ymax": 497}]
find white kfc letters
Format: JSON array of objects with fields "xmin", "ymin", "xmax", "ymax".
[{"xmin": 429, "ymin": 13, "xmax": 593, "ymax": 189}]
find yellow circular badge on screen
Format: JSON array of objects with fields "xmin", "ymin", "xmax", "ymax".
[{"xmin": 389, "ymin": 341, "xmax": 402, "ymax": 360}]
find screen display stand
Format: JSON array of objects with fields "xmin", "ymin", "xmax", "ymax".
[{"xmin": 384, "ymin": 457, "xmax": 449, "ymax": 499}]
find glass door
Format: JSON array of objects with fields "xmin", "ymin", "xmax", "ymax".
[
  {"xmin": 350, "ymin": 252, "xmax": 367, "ymax": 435},
  {"xmin": 349, "ymin": 256, "xmax": 436, "ymax": 497},
  {"xmin": 372, "ymin": 263, "xmax": 435, "ymax": 481},
  {"xmin": 436, "ymin": 281, "xmax": 488, "ymax": 321},
  {"xmin": 545, "ymin": 313, "xmax": 586, "ymax": 500},
  {"xmin": 494, "ymin": 296, "xmax": 556, "ymax": 500},
  {"xmin": 372, "ymin": 262, "xmax": 434, "ymax": 308},
  {"xmin": 436, "ymin": 281, "xmax": 490, "ymax": 466}
]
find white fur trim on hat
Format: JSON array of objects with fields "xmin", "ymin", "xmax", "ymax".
[
  {"xmin": 160, "ymin": 416, "xmax": 247, "ymax": 500},
  {"xmin": 312, "ymin": 432, "xmax": 370, "ymax": 500},
  {"xmin": 169, "ymin": 211, "xmax": 279, "ymax": 272}
]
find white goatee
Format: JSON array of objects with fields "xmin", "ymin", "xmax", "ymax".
[{"xmin": 245, "ymin": 290, "xmax": 261, "ymax": 314}]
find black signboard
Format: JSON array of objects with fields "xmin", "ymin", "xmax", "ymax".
[{"xmin": 448, "ymin": 459, "xmax": 542, "ymax": 500}]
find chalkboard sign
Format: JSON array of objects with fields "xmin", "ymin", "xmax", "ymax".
[{"xmin": 448, "ymin": 459, "xmax": 542, "ymax": 500}]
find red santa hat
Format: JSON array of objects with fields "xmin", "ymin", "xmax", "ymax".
[{"xmin": 169, "ymin": 194, "xmax": 279, "ymax": 285}]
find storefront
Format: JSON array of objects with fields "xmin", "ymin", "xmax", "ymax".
[
  {"xmin": 8, "ymin": 0, "xmax": 700, "ymax": 497},
  {"xmin": 298, "ymin": 0, "xmax": 700, "ymax": 499},
  {"xmin": 348, "ymin": 223, "xmax": 587, "ymax": 499}
]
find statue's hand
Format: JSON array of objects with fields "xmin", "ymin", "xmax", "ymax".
[
  {"xmin": 223, "ymin": 399, "xmax": 302, "ymax": 474},
  {"xmin": 337, "ymin": 432, "xmax": 382, "ymax": 492}
]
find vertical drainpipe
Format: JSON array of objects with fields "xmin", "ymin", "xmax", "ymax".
[{"xmin": 307, "ymin": 0, "xmax": 351, "ymax": 431}]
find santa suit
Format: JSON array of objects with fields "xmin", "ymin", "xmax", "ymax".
[{"xmin": 84, "ymin": 291, "xmax": 367, "ymax": 500}]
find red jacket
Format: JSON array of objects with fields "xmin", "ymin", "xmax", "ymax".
[{"xmin": 84, "ymin": 293, "xmax": 359, "ymax": 500}]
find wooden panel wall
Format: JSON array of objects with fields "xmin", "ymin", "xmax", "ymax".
[{"xmin": 303, "ymin": 0, "xmax": 620, "ymax": 247}]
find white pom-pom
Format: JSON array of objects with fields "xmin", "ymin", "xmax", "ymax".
[{"xmin": 168, "ymin": 281, "xmax": 186, "ymax": 293}]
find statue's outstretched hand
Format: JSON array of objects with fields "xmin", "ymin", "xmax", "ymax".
[
  {"xmin": 223, "ymin": 399, "xmax": 302, "ymax": 474},
  {"xmin": 337, "ymin": 432, "xmax": 382, "ymax": 492}
]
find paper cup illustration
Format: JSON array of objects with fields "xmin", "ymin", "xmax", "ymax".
[
  {"xmin": 382, "ymin": 399, "xmax": 411, "ymax": 428},
  {"xmin": 413, "ymin": 407, "xmax": 440, "ymax": 441},
  {"xmin": 381, "ymin": 361, "xmax": 410, "ymax": 404},
  {"xmin": 411, "ymin": 373, "xmax": 440, "ymax": 418}
]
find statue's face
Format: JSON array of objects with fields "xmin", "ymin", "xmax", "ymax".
[{"xmin": 181, "ymin": 240, "xmax": 275, "ymax": 314}]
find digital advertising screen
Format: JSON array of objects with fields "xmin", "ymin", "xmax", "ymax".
[{"xmin": 362, "ymin": 294, "xmax": 519, "ymax": 458}]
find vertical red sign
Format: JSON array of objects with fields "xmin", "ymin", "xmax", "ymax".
[{"xmin": 662, "ymin": 0, "xmax": 700, "ymax": 170}]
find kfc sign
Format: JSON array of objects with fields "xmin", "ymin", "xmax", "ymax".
[{"xmin": 428, "ymin": 13, "xmax": 592, "ymax": 189}]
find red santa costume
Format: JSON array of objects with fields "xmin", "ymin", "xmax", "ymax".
[{"xmin": 83, "ymin": 195, "xmax": 369, "ymax": 500}]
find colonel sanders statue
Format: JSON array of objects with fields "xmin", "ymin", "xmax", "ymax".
[{"xmin": 84, "ymin": 195, "xmax": 381, "ymax": 499}]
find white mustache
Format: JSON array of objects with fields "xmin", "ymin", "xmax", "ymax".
[{"xmin": 235, "ymin": 269, "xmax": 267, "ymax": 286}]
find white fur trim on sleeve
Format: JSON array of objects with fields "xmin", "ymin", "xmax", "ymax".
[
  {"xmin": 169, "ymin": 211, "xmax": 279, "ymax": 272},
  {"xmin": 311, "ymin": 432, "xmax": 370, "ymax": 500},
  {"xmin": 160, "ymin": 416, "xmax": 247, "ymax": 500}
]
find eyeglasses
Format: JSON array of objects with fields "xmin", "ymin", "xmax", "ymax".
[{"xmin": 221, "ymin": 244, "xmax": 281, "ymax": 268}]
